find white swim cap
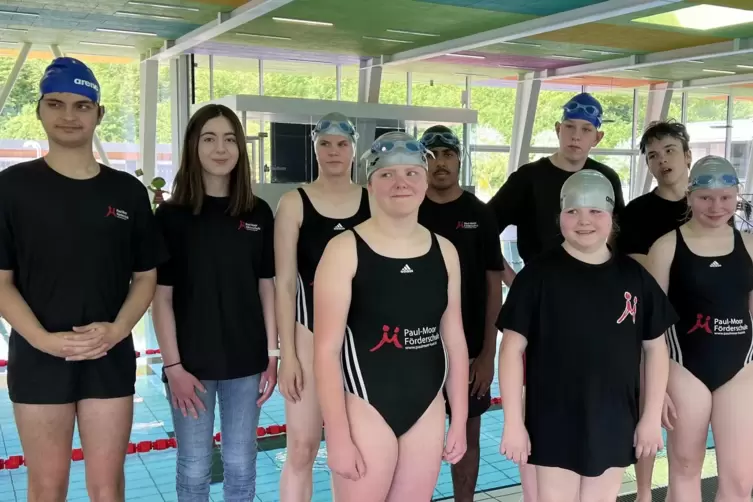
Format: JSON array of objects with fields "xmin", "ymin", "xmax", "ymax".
[
  {"xmin": 361, "ymin": 131, "xmax": 433, "ymax": 181},
  {"xmin": 560, "ymin": 170, "xmax": 615, "ymax": 213},
  {"xmin": 689, "ymin": 155, "xmax": 738, "ymax": 192}
]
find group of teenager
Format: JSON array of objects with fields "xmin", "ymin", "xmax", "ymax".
[{"xmin": 0, "ymin": 56, "xmax": 751, "ymax": 502}]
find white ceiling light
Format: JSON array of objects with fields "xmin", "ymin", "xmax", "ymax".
[
  {"xmin": 582, "ymin": 49, "xmax": 622, "ymax": 55},
  {"xmin": 386, "ymin": 29, "xmax": 439, "ymax": 37},
  {"xmin": 363, "ymin": 36, "xmax": 413, "ymax": 44},
  {"xmin": 702, "ymin": 68, "xmax": 736, "ymax": 74},
  {"xmin": 80, "ymin": 41, "xmax": 136, "ymax": 48},
  {"xmin": 114, "ymin": 11, "xmax": 182, "ymax": 21},
  {"xmin": 0, "ymin": 9, "xmax": 38, "ymax": 17},
  {"xmin": 498, "ymin": 41, "xmax": 542, "ymax": 48},
  {"xmin": 96, "ymin": 28, "xmax": 158, "ymax": 36},
  {"xmin": 737, "ymin": 65, "xmax": 753, "ymax": 70},
  {"xmin": 550, "ymin": 54, "xmax": 589, "ymax": 60},
  {"xmin": 0, "ymin": 27, "xmax": 27, "ymax": 32},
  {"xmin": 237, "ymin": 33, "xmax": 292, "ymax": 41},
  {"xmin": 687, "ymin": 59, "xmax": 704, "ymax": 63},
  {"xmin": 445, "ymin": 53, "xmax": 486, "ymax": 59},
  {"xmin": 127, "ymin": 1, "xmax": 199, "ymax": 12},
  {"xmin": 272, "ymin": 17, "xmax": 333, "ymax": 27}
]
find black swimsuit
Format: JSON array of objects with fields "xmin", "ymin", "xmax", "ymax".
[
  {"xmin": 341, "ymin": 230, "xmax": 448, "ymax": 437},
  {"xmin": 295, "ymin": 187, "xmax": 370, "ymax": 331},
  {"xmin": 667, "ymin": 228, "xmax": 753, "ymax": 392}
]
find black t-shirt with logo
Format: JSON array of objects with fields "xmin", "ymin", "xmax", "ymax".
[
  {"xmin": 0, "ymin": 158, "xmax": 164, "ymax": 351},
  {"xmin": 419, "ymin": 191, "xmax": 505, "ymax": 358},
  {"xmin": 496, "ymin": 246, "xmax": 677, "ymax": 476},
  {"xmin": 155, "ymin": 195, "xmax": 275, "ymax": 380},
  {"xmin": 488, "ymin": 157, "xmax": 625, "ymax": 263},
  {"xmin": 616, "ymin": 190, "xmax": 689, "ymax": 256}
]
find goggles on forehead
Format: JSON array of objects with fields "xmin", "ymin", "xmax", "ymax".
[
  {"xmin": 421, "ymin": 131, "xmax": 460, "ymax": 147},
  {"xmin": 371, "ymin": 138, "xmax": 430, "ymax": 156},
  {"xmin": 564, "ymin": 101, "xmax": 601, "ymax": 117},
  {"xmin": 690, "ymin": 173, "xmax": 739, "ymax": 191},
  {"xmin": 313, "ymin": 119, "xmax": 356, "ymax": 137}
]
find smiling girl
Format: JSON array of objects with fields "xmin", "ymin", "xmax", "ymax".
[{"xmin": 497, "ymin": 169, "xmax": 676, "ymax": 502}]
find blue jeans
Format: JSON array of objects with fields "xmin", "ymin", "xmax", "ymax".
[{"xmin": 167, "ymin": 374, "xmax": 262, "ymax": 502}]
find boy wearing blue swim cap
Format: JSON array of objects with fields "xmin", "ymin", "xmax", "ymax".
[
  {"xmin": 488, "ymin": 92, "xmax": 625, "ymax": 267},
  {"xmin": 0, "ymin": 57, "xmax": 165, "ymax": 501}
]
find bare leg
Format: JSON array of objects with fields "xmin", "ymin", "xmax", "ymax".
[
  {"xmin": 535, "ymin": 466, "xmax": 579, "ymax": 502},
  {"xmin": 520, "ymin": 385, "xmax": 538, "ymax": 502},
  {"xmin": 450, "ymin": 415, "xmax": 481, "ymax": 502},
  {"xmin": 386, "ymin": 393, "xmax": 446, "ymax": 502},
  {"xmin": 77, "ymin": 397, "xmax": 134, "ymax": 502},
  {"xmin": 711, "ymin": 364, "xmax": 753, "ymax": 502},
  {"xmin": 635, "ymin": 353, "xmax": 655, "ymax": 502},
  {"xmin": 14, "ymin": 403, "xmax": 76, "ymax": 502},
  {"xmin": 579, "ymin": 467, "xmax": 626, "ymax": 502},
  {"xmin": 521, "ymin": 463, "xmax": 539, "ymax": 502},
  {"xmin": 665, "ymin": 362, "xmax": 711, "ymax": 502},
  {"xmin": 331, "ymin": 393, "xmax": 398, "ymax": 502},
  {"xmin": 280, "ymin": 324, "xmax": 324, "ymax": 502}
]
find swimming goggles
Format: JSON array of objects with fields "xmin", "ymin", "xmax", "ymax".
[
  {"xmin": 420, "ymin": 131, "xmax": 460, "ymax": 148},
  {"xmin": 563, "ymin": 101, "xmax": 601, "ymax": 118},
  {"xmin": 371, "ymin": 138, "xmax": 430, "ymax": 156},
  {"xmin": 313, "ymin": 119, "xmax": 356, "ymax": 137},
  {"xmin": 690, "ymin": 173, "xmax": 739, "ymax": 191}
]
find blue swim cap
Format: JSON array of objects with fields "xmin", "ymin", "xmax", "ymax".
[
  {"xmin": 39, "ymin": 57, "xmax": 101, "ymax": 104},
  {"xmin": 562, "ymin": 93, "xmax": 603, "ymax": 129}
]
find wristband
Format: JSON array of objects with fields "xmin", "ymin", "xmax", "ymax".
[
  {"xmin": 268, "ymin": 349, "xmax": 280, "ymax": 358},
  {"xmin": 163, "ymin": 362, "xmax": 182, "ymax": 369}
]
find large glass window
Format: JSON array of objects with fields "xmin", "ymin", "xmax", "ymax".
[{"xmin": 684, "ymin": 91, "xmax": 729, "ymax": 161}]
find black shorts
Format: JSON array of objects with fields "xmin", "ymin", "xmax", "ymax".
[
  {"xmin": 444, "ymin": 382, "xmax": 492, "ymax": 419},
  {"xmin": 7, "ymin": 331, "xmax": 137, "ymax": 405}
]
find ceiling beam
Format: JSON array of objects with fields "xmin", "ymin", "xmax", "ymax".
[
  {"xmin": 381, "ymin": 0, "xmax": 681, "ymax": 67},
  {"xmin": 672, "ymin": 72, "xmax": 753, "ymax": 92},
  {"xmin": 143, "ymin": 0, "xmax": 295, "ymax": 61},
  {"xmin": 535, "ymin": 37, "xmax": 753, "ymax": 80}
]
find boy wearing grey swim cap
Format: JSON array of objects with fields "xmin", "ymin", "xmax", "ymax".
[
  {"xmin": 0, "ymin": 57, "xmax": 166, "ymax": 501},
  {"xmin": 647, "ymin": 155, "xmax": 753, "ymax": 502},
  {"xmin": 497, "ymin": 169, "xmax": 675, "ymax": 501}
]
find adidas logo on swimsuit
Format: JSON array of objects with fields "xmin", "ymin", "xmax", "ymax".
[
  {"xmin": 710, "ymin": 261, "xmax": 722, "ymax": 268},
  {"xmin": 333, "ymin": 223, "xmax": 345, "ymax": 231},
  {"xmin": 400, "ymin": 264, "xmax": 413, "ymax": 274}
]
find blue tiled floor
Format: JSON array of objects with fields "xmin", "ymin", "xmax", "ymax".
[
  {"xmin": 0, "ymin": 316, "xmax": 716, "ymax": 502},
  {"xmin": 0, "ymin": 316, "xmax": 525, "ymax": 501}
]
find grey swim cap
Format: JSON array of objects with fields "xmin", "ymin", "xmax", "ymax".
[
  {"xmin": 689, "ymin": 155, "xmax": 739, "ymax": 192},
  {"xmin": 361, "ymin": 131, "xmax": 433, "ymax": 181},
  {"xmin": 560, "ymin": 170, "xmax": 615, "ymax": 213},
  {"xmin": 311, "ymin": 112, "xmax": 358, "ymax": 143}
]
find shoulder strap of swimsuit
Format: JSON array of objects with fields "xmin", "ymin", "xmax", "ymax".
[
  {"xmin": 297, "ymin": 187, "xmax": 315, "ymax": 212},
  {"xmin": 357, "ymin": 187, "xmax": 370, "ymax": 214},
  {"xmin": 674, "ymin": 227, "xmax": 690, "ymax": 255}
]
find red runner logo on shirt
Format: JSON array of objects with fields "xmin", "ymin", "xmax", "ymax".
[
  {"xmin": 105, "ymin": 205, "xmax": 129, "ymax": 221},
  {"xmin": 687, "ymin": 314, "xmax": 712, "ymax": 334},
  {"xmin": 370, "ymin": 325, "xmax": 403, "ymax": 352},
  {"xmin": 616, "ymin": 292, "xmax": 638, "ymax": 324}
]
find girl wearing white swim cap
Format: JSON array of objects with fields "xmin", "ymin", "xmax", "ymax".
[
  {"xmin": 647, "ymin": 155, "xmax": 753, "ymax": 502},
  {"xmin": 314, "ymin": 131, "xmax": 470, "ymax": 501},
  {"xmin": 498, "ymin": 169, "xmax": 676, "ymax": 501},
  {"xmin": 275, "ymin": 111, "xmax": 371, "ymax": 499}
]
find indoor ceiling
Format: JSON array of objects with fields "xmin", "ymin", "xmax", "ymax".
[{"xmin": 0, "ymin": 0, "xmax": 751, "ymax": 94}]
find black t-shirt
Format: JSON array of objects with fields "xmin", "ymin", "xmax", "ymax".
[
  {"xmin": 497, "ymin": 246, "xmax": 677, "ymax": 420},
  {"xmin": 155, "ymin": 196, "xmax": 275, "ymax": 380},
  {"xmin": 616, "ymin": 190, "xmax": 689, "ymax": 256},
  {"xmin": 0, "ymin": 158, "xmax": 163, "ymax": 344},
  {"xmin": 488, "ymin": 157, "xmax": 625, "ymax": 263},
  {"xmin": 418, "ymin": 191, "xmax": 505, "ymax": 358}
]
